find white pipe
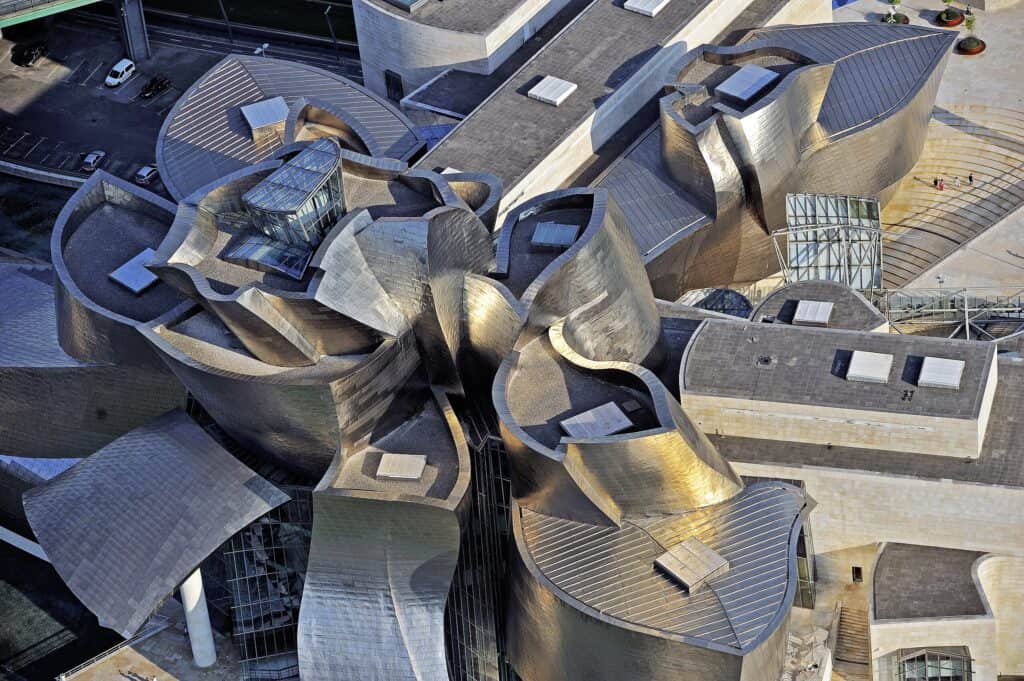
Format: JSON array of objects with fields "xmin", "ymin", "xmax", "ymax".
[{"xmin": 179, "ymin": 567, "xmax": 217, "ymax": 668}]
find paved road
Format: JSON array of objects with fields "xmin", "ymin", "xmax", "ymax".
[{"xmin": 66, "ymin": 9, "xmax": 363, "ymax": 81}]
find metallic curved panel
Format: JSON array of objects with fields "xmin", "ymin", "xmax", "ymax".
[
  {"xmin": 23, "ymin": 410, "xmax": 289, "ymax": 638},
  {"xmin": 458, "ymin": 273, "xmax": 524, "ymax": 382},
  {"xmin": 156, "ymin": 55, "xmax": 424, "ymax": 201},
  {"xmin": 51, "ymin": 172, "xmax": 185, "ymax": 368},
  {"xmin": 285, "ymin": 97, "xmax": 377, "ymax": 155},
  {"xmin": 0, "ymin": 263, "xmax": 186, "ymax": 459},
  {"xmin": 507, "ymin": 481, "xmax": 806, "ymax": 681},
  {"xmin": 441, "ymin": 172, "xmax": 504, "ymax": 232},
  {"xmin": 140, "ymin": 304, "xmax": 421, "ymax": 478},
  {"xmin": 298, "ymin": 390, "xmax": 470, "ymax": 681}
]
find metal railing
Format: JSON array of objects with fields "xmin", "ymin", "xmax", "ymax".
[{"xmin": 55, "ymin": 615, "xmax": 170, "ymax": 681}]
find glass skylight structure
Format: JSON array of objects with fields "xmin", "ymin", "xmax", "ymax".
[
  {"xmin": 774, "ymin": 193, "xmax": 883, "ymax": 290},
  {"xmin": 243, "ymin": 138, "xmax": 345, "ymax": 248}
]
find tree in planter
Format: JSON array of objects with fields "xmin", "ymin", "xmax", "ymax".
[
  {"xmin": 958, "ymin": 14, "xmax": 986, "ymax": 53},
  {"xmin": 885, "ymin": 0, "xmax": 909, "ymax": 24},
  {"xmin": 940, "ymin": 0, "xmax": 963, "ymax": 23}
]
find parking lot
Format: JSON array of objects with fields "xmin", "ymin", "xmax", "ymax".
[{"xmin": 0, "ymin": 17, "xmax": 223, "ymax": 190}]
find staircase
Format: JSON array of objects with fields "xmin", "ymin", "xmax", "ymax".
[
  {"xmin": 881, "ymin": 105, "xmax": 1024, "ymax": 288},
  {"xmin": 832, "ymin": 603, "xmax": 872, "ymax": 681}
]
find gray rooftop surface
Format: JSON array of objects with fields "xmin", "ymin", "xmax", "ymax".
[
  {"xmin": 873, "ymin": 543, "xmax": 986, "ymax": 620},
  {"xmin": 418, "ymin": 0, "xmax": 789, "ymax": 195},
  {"xmin": 362, "ymin": 0, "xmax": 548, "ymax": 34},
  {"xmin": 716, "ymin": 354, "xmax": 1024, "ymax": 489},
  {"xmin": 750, "ymin": 281, "xmax": 889, "ymax": 331},
  {"xmin": 0, "ymin": 263, "xmax": 85, "ymax": 368},
  {"xmin": 682, "ymin": 320, "xmax": 995, "ymax": 419},
  {"xmin": 157, "ymin": 55, "xmax": 421, "ymax": 201}
]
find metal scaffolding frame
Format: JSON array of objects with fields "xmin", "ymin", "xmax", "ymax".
[{"xmin": 773, "ymin": 193, "xmax": 883, "ymax": 290}]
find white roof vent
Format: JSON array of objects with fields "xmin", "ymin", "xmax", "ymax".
[
  {"xmin": 793, "ymin": 300, "xmax": 834, "ymax": 327},
  {"xmin": 560, "ymin": 402, "xmax": 632, "ymax": 439},
  {"xmin": 655, "ymin": 537, "xmax": 729, "ymax": 593},
  {"xmin": 375, "ymin": 453, "xmax": 427, "ymax": 481},
  {"xmin": 846, "ymin": 350, "xmax": 894, "ymax": 384},
  {"xmin": 715, "ymin": 64, "xmax": 780, "ymax": 106},
  {"xmin": 624, "ymin": 0, "xmax": 671, "ymax": 17},
  {"xmin": 240, "ymin": 96, "xmax": 288, "ymax": 143},
  {"xmin": 109, "ymin": 248, "xmax": 158, "ymax": 294},
  {"xmin": 528, "ymin": 76, "xmax": 577, "ymax": 107},
  {"xmin": 531, "ymin": 222, "xmax": 580, "ymax": 250},
  {"xmin": 918, "ymin": 356, "xmax": 966, "ymax": 390}
]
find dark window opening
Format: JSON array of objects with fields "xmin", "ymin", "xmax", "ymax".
[
  {"xmin": 852, "ymin": 565, "xmax": 863, "ymax": 583},
  {"xmin": 385, "ymin": 70, "xmax": 404, "ymax": 101}
]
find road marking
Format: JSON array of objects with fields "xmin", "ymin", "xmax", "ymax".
[
  {"xmin": 81, "ymin": 62, "xmax": 103, "ymax": 86},
  {"xmin": 63, "ymin": 59, "xmax": 86, "ymax": 83},
  {"xmin": 23, "ymin": 137, "xmax": 46, "ymax": 159},
  {"xmin": 4, "ymin": 133, "xmax": 28, "ymax": 155}
]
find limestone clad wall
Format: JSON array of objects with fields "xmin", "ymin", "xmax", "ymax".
[
  {"xmin": 976, "ymin": 555, "xmax": 1024, "ymax": 675},
  {"xmin": 870, "ymin": 617, "xmax": 997, "ymax": 681}
]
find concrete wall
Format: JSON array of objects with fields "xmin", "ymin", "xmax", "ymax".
[
  {"xmin": 976, "ymin": 555, "xmax": 1024, "ymax": 676},
  {"xmin": 354, "ymin": 0, "xmax": 571, "ymax": 98},
  {"xmin": 730, "ymin": 461, "xmax": 1024, "ymax": 557},
  {"xmin": 496, "ymin": 0, "xmax": 833, "ymax": 220},
  {"xmin": 683, "ymin": 394, "xmax": 987, "ymax": 459}
]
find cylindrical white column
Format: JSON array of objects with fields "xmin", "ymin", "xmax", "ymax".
[{"xmin": 180, "ymin": 567, "xmax": 217, "ymax": 668}]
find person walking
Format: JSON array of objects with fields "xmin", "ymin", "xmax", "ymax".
[
  {"xmin": 969, "ymin": 172, "xmax": 974, "ymax": 185},
  {"xmin": 954, "ymin": 176, "xmax": 961, "ymax": 188},
  {"xmin": 933, "ymin": 177, "xmax": 939, "ymax": 189},
  {"xmin": 938, "ymin": 178, "xmax": 945, "ymax": 191}
]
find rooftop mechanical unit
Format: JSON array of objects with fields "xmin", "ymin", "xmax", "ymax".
[
  {"xmin": 376, "ymin": 453, "xmax": 428, "ymax": 481},
  {"xmin": 528, "ymin": 76, "xmax": 578, "ymax": 107},
  {"xmin": 846, "ymin": 350, "xmax": 894, "ymax": 384},
  {"xmin": 715, "ymin": 65, "xmax": 780, "ymax": 106},
  {"xmin": 793, "ymin": 300, "xmax": 834, "ymax": 327},
  {"xmin": 655, "ymin": 537, "xmax": 730, "ymax": 594},
  {"xmin": 108, "ymin": 248, "xmax": 158, "ymax": 294},
  {"xmin": 560, "ymin": 402, "xmax": 633, "ymax": 439},
  {"xmin": 918, "ymin": 357, "xmax": 966, "ymax": 390},
  {"xmin": 240, "ymin": 96, "xmax": 289, "ymax": 144},
  {"xmin": 531, "ymin": 222, "xmax": 581, "ymax": 251},
  {"xmin": 623, "ymin": 0, "xmax": 672, "ymax": 17}
]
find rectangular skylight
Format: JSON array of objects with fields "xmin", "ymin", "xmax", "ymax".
[
  {"xmin": 531, "ymin": 222, "xmax": 580, "ymax": 250},
  {"xmin": 918, "ymin": 356, "xmax": 966, "ymax": 390},
  {"xmin": 715, "ymin": 64, "xmax": 780, "ymax": 105},
  {"xmin": 108, "ymin": 248, "xmax": 158, "ymax": 294},
  {"xmin": 560, "ymin": 402, "xmax": 633, "ymax": 439},
  {"xmin": 846, "ymin": 350, "xmax": 894, "ymax": 384},
  {"xmin": 623, "ymin": 0, "xmax": 672, "ymax": 17},
  {"xmin": 376, "ymin": 453, "xmax": 427, "ymax": 481},
  {"xmin": 655, "ymin": 537, "xmax": 729, "ymax": 593},
  {"xmin": 793, "ymin": 300, "xmax": 834, "ymax": 327},
  {"xmin": 528, "ymin": 76, "xmax": 578, "ymax": 107}
]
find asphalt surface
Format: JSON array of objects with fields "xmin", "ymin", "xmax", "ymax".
[{"xmin": 0, "ymin": 10, "xmax": 362, "ymax": 190}]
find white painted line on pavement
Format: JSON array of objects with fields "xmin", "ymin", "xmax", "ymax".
[
  {"xmin": 81, "ymin": 62, "xmax": 103, "ymax": 86},
  {"xmin": 4, "ymin": 133, "xmax": 28, "ymax": 155},
  {"xmin": 23, "ymin": 137, "xmax": 46, "ymax": 159}
]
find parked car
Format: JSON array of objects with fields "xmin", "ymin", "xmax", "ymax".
[
  {"xmin": 11, "ymin": 42, "xmax": 47, "ymax": 68},
  {"xmin": 134, "ymin": 165, "xmax": 159, "ymax": 185},
  {"xmin": 81, "ymin": 150, "xmax": 106, "ymax": 172},
  {"xmin": 104, "ymin": 58, "xmax": 136, "ymax": 87},
  {"xmin": 140, "ymin": 74, "xmax": 171, "ymax": 99}
]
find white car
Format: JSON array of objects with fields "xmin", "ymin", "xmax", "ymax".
[
  {"xmin": 134, "ymin": 165, "xmax": 159, "ymax": 185},
  {"xmin": 105, "ymin": 58, "xmax": 136, "ymax": 87},
  {"xmin": 81, "ymin": 150, "xmax": 106, "ymax": 172}
]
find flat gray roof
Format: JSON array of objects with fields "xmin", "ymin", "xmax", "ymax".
[
  {"xmin": 873, "ymin": 543, "xmax": 986, "ymax": 620},
  {"xmin": 682, "ymin": 320, "xmax": 995, "ymax": 420},
  {"xmin": 750, "ymin": 281, "xmax": 888, "ymax": 332},
  {"xmin": 417, "ymin": 0, "xmax": 719, "ymax": 192},
  {"xmin": 362, "ymin": 0, "xmax": 545, "ymax": 34},
  {"xmin": 715, "ymin": 355, "xmax": 1024, "ymax": 489}
]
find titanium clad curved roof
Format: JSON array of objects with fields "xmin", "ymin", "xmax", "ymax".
[
  {"xmin": 516, "ymin": 481, "xmax": 805, "ymax": 651},
  {"xmin": 157, "ymin": 55, "xmax": 423, "ymax": 201},
  {"xmin": 0, "ymin": 263, "xmax": 83, "ymax": 368},
  {"xmin": 735, "ymin": 24, "xmax": 956, "ymax": 140},
  {"xmin": 23, "ymin": 410, "xmax": 289, "ymax": 638}
]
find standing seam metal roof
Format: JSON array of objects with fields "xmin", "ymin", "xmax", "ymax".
[
  {"xmin": 519, "ymin": 482, "xmax": 804, "ymax": 651},
  {"xmin": 157, "ymin": 55, "xmax": 422, "ymax": 201}
]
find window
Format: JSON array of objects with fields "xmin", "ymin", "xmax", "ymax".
[
  {"xmin": 852, "ymin": 565, "xmax": 863, "ymax": 583},
  {"xmin": 899, "ymin": 649, "xmax": 971, "ymax": 681},
  {"xmin": 385, "ymin": 70, "xmax": 404, "ymax": 101}
]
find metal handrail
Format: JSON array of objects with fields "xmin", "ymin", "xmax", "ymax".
[
  {"xmin": 826, "ymin": 601, "xmax": 842, "ymax": 655},
  {"xmin": 56, "ymin": 616, "xmax": 169, "ymax": 680}
]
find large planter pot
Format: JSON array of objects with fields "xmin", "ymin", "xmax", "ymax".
[
  {"xmin": 884, "ymin": 12, "xmax": 910, "ymax": 23},
  {"xmin": 957, "ymin": 37, "xmax": 987, "ymax": 54},
  {"xmin": 937, "ymin": 9, "xmax": 965, "ymax": 26}
]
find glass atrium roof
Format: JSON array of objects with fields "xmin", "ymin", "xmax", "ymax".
[{"xmin": 243, "ymin": 138, "xmax": 342, "ymax": 214}]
